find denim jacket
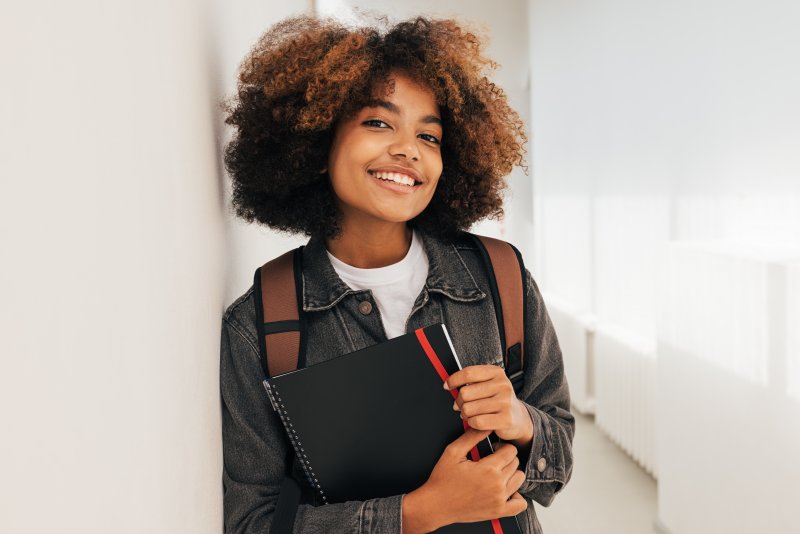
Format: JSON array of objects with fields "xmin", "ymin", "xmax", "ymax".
[{"xmin": 220, "ymin": 229, "xmax": 575, "ymax": 533}]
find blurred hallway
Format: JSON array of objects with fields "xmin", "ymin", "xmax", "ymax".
[{"xmin": 538, "ymin": 412, "xmax": 658, "ymax": 534}]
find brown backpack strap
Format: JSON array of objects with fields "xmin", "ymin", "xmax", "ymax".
[
  {"xmin": 255, "ymin": 247, "xmax": 304, "ymax": 378},
  {"xmin": 253, "ymin": 247, "xmax": 305, "ymax": 533},
  {"xmin": 472, "ymin": 234, "xmax": 526, "ymax": 377}
]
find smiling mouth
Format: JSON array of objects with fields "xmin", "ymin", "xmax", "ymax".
[{"xmin": 368, "ymin": 170, "xmax": 422, "ymax": 187}]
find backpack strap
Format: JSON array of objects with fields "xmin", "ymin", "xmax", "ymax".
[
  {"xmin": 254, "ymin": 247, "xmax": 306, "ymax": 378},
  {"xmin": 469, "ymin": 234, "xmax": 526, "ymax": 394},
  {"xmin": 253, "ymin": 246, "xmax": 305, "ymax": 534},
  {"xmin": 254, "ymin": 238, "xmax": 525, "ymax": 385}
]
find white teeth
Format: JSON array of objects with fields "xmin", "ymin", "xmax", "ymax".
[{"xmin": 372, "ymin": 171, "xmax": 417, "ymax": 186}]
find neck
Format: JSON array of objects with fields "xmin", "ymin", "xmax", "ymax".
[{"xmin": 326, "ymin": 221, "xmax": 412, "ymax": 268}]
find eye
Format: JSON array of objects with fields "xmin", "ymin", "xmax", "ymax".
[
  {"xmin": 418, "ymin": 133, "xmax": 441, "ymax": 145},
  {"xmin": 362, "ymin": 119, "xmax": 390, "ymax": 128}
]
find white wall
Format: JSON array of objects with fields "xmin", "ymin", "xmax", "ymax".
[
  {"xmin": 212, "ymin": 1, "xmax": 312, "ymax": 307},
  {"xmin": 0, "ymin": 1, "xmax": 298, "ymax": 532},
  {"xmin": 529, "ymin": 0, "xmax": 800, "ymax": 532}
]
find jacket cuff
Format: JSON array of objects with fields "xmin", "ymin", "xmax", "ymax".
[
  {"xmin": 519, "ymin": 402, "xmax": 567, "ymax": 506},
  {"xmin": 358, "ymin": 494, "xmax": 403, "ymax": 534}
]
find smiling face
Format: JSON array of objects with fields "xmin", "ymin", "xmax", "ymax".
[{"xmin": 327, "ymin": 71, "xmax": 444, "ymax": 232}]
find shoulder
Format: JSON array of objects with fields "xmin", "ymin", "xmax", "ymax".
[
  {"xmin": 451, "ymin": 232, "xmax": 544, "ymax": 308},
  {"xmin": 451, "ymin": 231, "xmax": 525, "ymax": 282},
  {"xmin": 451, "ymin": 233, "xmax": 491, "ymax": 283},
  {"xmin": 222, "ymin": 285, "xmax": 259, "ymax": 350},
  {"xmin": 419, "ymin": 228, "xmax": 483, "ymax": 257},
  {"xmin": 418, "ymin": 228, "xmax": 485, "ymax": 271},
  {"xmin": 447, "ymin": 230, "xmax": 521, "ymax": 257}
]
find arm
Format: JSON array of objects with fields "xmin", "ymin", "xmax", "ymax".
[
  {"xmin": 515, "ymin": 270, "xmax": 575, "ymax": 506},
  {"xmin": 443, "ymin": 270, "xmax": 575, "ymax": 508},
  {"xmin": 220, "ymin": 317, "xmax": 402, "ymax": 533}
]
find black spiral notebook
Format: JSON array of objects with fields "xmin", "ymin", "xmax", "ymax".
[{"xmin": 263, "ymin": 323, "xmax": 523, "ymax": 534}]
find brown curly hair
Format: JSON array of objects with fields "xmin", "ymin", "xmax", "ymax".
[{"xmin": 223, "ymin": 15, "xmax": 526, "ymax": 239}]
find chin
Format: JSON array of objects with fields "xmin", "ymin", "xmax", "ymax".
[{"xmin": 377, "ymin": 211, "xmax": 424, "ymax": 224}]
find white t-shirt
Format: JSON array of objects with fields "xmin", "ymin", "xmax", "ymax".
[{"xmin": 326, "ymin": 230, "xmax": 429, "ymax": 339}]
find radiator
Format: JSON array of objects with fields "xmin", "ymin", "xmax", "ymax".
[
  {"xmin": 543, "ymin": 293, "xmax": 596, "ymax": 415},
  {"xmin": 594, "ymin": 324, "xmax": 658, "ymax": 477}
]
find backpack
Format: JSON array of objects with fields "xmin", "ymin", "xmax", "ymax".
[{"xmin": 252, "ymin": 232, "xmax": 526, "ymax": 533}]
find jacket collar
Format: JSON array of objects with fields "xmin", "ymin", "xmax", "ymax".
[{"xmin": 301, "ymin": 229, "xmax": 486, "ymax": 312}]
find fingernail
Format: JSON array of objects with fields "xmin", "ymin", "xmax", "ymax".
[
  {"xmin": 443, "ymin": 382, "xmax": 449, "ymax": 390},
  {"xmin": 452, "ymin": 401, "xmax": 459, "ymax": 411}
]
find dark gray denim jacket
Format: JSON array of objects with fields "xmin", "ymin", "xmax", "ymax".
[{"xmin": 220, "ymin": 229, "xmax": 574, "ymax": 533}]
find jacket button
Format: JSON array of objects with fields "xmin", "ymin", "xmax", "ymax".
[
  {"xmin": 537, "ymin": 457, "xmax": 547, "ymax": 473},
  {"xmin": 358, "ymin": 301, "xmax": 373, "ymax": 315}
]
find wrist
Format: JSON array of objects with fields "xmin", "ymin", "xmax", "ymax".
[
  {"xmin": 402, "ymin": 485, "xmax": 445, "ymax": 534},
  {"xmin": 510, "ymin": 400, "xmax": 534, "ymax": 449}
]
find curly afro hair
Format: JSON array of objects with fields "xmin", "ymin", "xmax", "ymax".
[{"xmin": 223, "ymin": 15, "xmax": 526, "ymax": 239}]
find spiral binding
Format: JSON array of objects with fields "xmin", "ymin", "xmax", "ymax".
[{"xmin": 263, "ymin": 381, "xmax": 328, "ymax": 504}]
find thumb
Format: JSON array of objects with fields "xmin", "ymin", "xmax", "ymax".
[{"xmin": 445, "ymin": 428, "xmax": 492, "ymax": 459}]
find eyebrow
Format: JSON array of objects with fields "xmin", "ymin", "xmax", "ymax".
[{"xmin": 364, "ymin": 99, "xmax": 442, "ymax": 126}]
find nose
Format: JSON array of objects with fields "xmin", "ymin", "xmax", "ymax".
[{"xmin": 388, "ymin": 132, "xmax": 420, "ymax": 161}]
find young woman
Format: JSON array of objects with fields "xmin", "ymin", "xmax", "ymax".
[{"xmin": 220, "ymin": 15, "xmax": 574, "ymax": 534}]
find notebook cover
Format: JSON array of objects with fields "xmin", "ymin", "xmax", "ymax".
[{"xmin": 264, "ymin": 323, "xmax": 522, "ymax": 534}]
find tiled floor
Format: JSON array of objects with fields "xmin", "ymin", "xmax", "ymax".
[{"xmin": 536, "ymin": 411, "xmax": 659, "ymax": 534}]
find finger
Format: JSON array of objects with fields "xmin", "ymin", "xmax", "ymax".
[
  {"xmin": 502, "ymin": 492, "xmax": 528, "ymax": 517},
  {"xmin": 500, "ymin": 453, "xmax": 521, "ymax": 478},
  {"xmin": 444, "ymin": 428, "xmax": 492, "ymax": 460},
  {"xmin": 480, "ymin": 442, "xmax": 518, "ymax": 468},
  {"xmin": 459, "ymin": 397, "xmax": 502, "ymax": 419},
  {"xmin": 464, "ymin": 413, "xmax": 512, "ymax": 432},
  {"xmin": 445, "ymin": 365, "xmax": 503, "ymax": 390},
  {"xmin": 458, "ymin": 381, "xmax": 502, "ymax": 404},
  {"xmin": 505, "ymin": 469, "xmax": 526, "ymax": 496}
]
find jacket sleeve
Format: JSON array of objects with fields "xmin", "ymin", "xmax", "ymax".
[
  {"xmin": 515, "ymin": 270, "xmax": 575, "ymax": 507},
  {"xmin": 220, "ymin": 317, "xmax": 403, "ymax": 534}
]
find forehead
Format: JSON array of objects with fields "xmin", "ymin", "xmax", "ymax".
[{"xmin": 367, "ymin": 72, "xmax": 440, "ymax": 112}]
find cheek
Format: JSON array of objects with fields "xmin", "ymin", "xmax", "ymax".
[
  {"xmin": 327, "ymin": 148, "xmax": 356, "ymax": 190},
  {"xmin": 429, "ymin": 153, "xmax": 443, "ymax": 181},
  {"xmin": 327, "ymin": 144, "xmax": 347, "ymax": 179},
  {"xmin": 327, "ymin": 173, "xmax": 353, "ymax": 206},
  {"xmin": 427, "ymin": 163, "xmax": 444, "ymax": 193}
]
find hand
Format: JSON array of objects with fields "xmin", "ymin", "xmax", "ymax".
[
  {"xmin": 402, "ymin": 429, "xmax": 527, "ymax": 533},
  {"xmin": 445, "ymin": 365, "xmax": 533, "ymax": 444}
]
